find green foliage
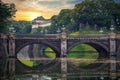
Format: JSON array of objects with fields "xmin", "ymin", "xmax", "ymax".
[
  {"xmin": 75, "ymin": 0, "xmax": 115, "ymax": 26},
  {"xmin": 0, "ymin": 0, "xmax": 16, "ymax": 33},
  {"xmin": 67, "ymin": 43, "xmax": 98, "ymax": 67},
  {"xmin": 49, "ymin": 0, "xmax": 120, "ymax": 33},
  {"xmin": 10, "ymin": 20, "xmax": 32, "ymax": 34},
  {"xmin": 85, "ymin": 22, "xmax": 90, "ymax": 30},
  {"xmin": 44, "ymin": 48, "xmax": 56, "ymax": 59},
  {"xmin": 68, "ymin": 44, "xmax": 97, "ymax": 58},
  {"xmin": 19, "ymin": 59, "xmax": 38, "ymax": 67}
]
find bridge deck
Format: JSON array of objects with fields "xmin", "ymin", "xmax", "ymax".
[{"xmin": 15, "ymin": 34, "xmax": 110, "ymax": 39}]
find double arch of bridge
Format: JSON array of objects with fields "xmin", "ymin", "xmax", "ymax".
[
  {"xmin": 12, "ymin": 34, "xmax": 115, "ymax": 73},
  {"xmin": 0, "ymin": 33, "xmax": 120, "ymax": 79}
]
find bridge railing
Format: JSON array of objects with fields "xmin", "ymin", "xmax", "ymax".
[
  {"xmin": 67, "ymin": 34, "xmax": 110, "ymax": 39},
  {"xmin": 14, "ymin": 33, "xmax": 120, "ymax": 39},
  {"xmin": 0, "ymin": 33, "xmax": 7, "ymax": 38},
  {"xmin": 15, "ymin": 34, "xmax": 60, "ymax": 39},
  {"xmin": 116, "ymin": 34, "xmax": 120, "ymax": 38}
]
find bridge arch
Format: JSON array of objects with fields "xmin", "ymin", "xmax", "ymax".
[
  {"xmin": 15, "ymin": 41, "xmax": 60, "ymax": 57},
  {"xmin": 67, "ymin": 41, "xmax": 109, "ymax": 57}
]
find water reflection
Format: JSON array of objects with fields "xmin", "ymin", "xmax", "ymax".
[
  {"xmin": 0, "ymin": 59, "xmax": 117, "ymax": 80},
  {"xmin": 16, "ymin": 75, "xmax": 54, "ymax": 80},
  {"xmin": 15, "ymin": 75, "xmax": 112, "ymax": 80}
]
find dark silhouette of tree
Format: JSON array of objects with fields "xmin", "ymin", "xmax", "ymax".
[{"xmin": 0, "ymin": 0, "xmax": 16, "ymax": 33}]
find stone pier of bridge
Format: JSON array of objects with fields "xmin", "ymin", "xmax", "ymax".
[
  {"xmin": 60, "ymin": 32, "xmax": 67, "ymax": 80},
  {"xmin": 109, "ymin": 33, "xmax": 117, "ymax": 80}
]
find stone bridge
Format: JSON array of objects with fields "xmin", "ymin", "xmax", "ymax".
[{"xmin": 0, "ymin": 32, "xmax": 120, "ymax": 80}]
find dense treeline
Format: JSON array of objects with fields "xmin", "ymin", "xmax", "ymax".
[
  {"xmin": 10, "ymin": 20, "xmax": 32, "ymax": 34},
  {"xmin": 48, "ymin": 0, "xmax": 120, "ymax": 34}
]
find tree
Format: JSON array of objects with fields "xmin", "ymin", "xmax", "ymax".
[
  {"xmin": 0, "ymin": 0, "xmax": 16, "ymax": 33},
  {"xmin": 74, "ymin": 0, "xmax": 118, "ymax": 30},
  {"xmin": 48, "ymin": 15, "xmax": 59, "ymax": 34},
  {"xmin": 113, "ymin": 3, "xmax": 120, "ymax": 31},
  {"xmin": 23, "ymin": 24, "xmax": 32, "ymax": 34},
  {"xmin": 10, "ymin": 20, "xmax": 32, "ymax": 34},
  {"xmin": 49, "ymin": 0, "xmax": 120, "ymax": 33}
]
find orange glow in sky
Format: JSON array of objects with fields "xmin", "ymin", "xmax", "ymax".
[
  {"xmin": 14, "ymin": 11, "xmax": 42, "ymax": 21},
  {"xmin": 14, "ymin": 11, "xmax": 58, "ymax": 21},
  {"xmin": 2, "ymin": 0, "xmax": 82, "ymax": 21}
]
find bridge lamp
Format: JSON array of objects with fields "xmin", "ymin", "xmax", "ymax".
[
  {"xmin": 116, "ymin": 18, "xmax": 119, "ymax": 25},
  {"xmin": 56, "ymin": 23, "xmax": 58, "ymax": 26},
  {"xmin": 61, "ymin": 25, "xmax": 65, "ymax": 32},
  {"xmin": 9, "ymin": 27, "xmax": 16, "ymax": 33},
  {"xmin": 13, "ymin": 29, "xmax": 16, "ymax": 33},
  {"xmin": 116, "ymin": 18, "xmax": 120, "ymax": 28},
  {"xmin": 110, "ymin": 25, "xmax": 114, "ymax": 32},
  {"xmin": 99, "ymin": 28, "xmax": 103, "ymax": 33},
  {"xmin": 57, "ymin": 28, "xmax": 61, "ymax": 33},
  {"xmin": 41, "ymin": 29, "xmax": 43, "ymax": 34},
  {"xmin": 32, "ymin": 74, "xmax": 39, "ymax": 79},
  {"xmin": 45, "ymin": 29, "xmax": 48, "ymax": 34},
  {"xmin": 100, "ymin": 76, "xmax": 104, "ymax": 80}
]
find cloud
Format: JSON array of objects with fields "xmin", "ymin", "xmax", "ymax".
[
  {"xmin": 67, "ymin": 0, "xmax": 83, "ymax": 4},
  {"xmin": 2, "ymin": 0, "xmax": 82, "ymax": 20},
  {"xmin": 37, "ymin": 1, "xmax": 63, "ymax": 8},
  {"xmin": 3, "ymin": 0, "xmax": 81, "ymax": 12}
]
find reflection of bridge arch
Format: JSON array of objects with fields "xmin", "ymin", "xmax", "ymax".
[
  {"xmin": 67, "ymin": 41, "xmax": 109, "ymax": 71},
  {"xmin": 15, "ymin": 40, "xmax": 61, "ymax": 74}
]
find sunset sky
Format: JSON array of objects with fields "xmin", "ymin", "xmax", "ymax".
[{"xmin": 2, "ymin": 0, "xmax": 82, "ymax": 21}]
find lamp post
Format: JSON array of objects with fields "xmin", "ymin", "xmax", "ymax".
[
  {"xmin": 45, "ymin": 29, "xmax": 47, "ymax": 34},
  {"xmin": 116, "ymin": 18, "xmax": 120, "ymax": 29},
  {"xmin": 56, "ymin": 23, "xmax": 58, "ymax": 26},
  {"xmin": 41, "ymin": 29, "xmax": 43, "ymax": 34},
  {"xmin": 116, "ymin": 18, "xmax": 119, "ymax": 25},
  {"xmin": 110, "ymin": 25, "xmax": 114, "ymax": 33},
  {"xmin": 57, "ymin": 28, "xmax": 61, "ymax": 34},
  {"xmin": 61, "ymin": 25, "xmax": 65, "ymax": 32},
  {"xmin": 79, "ymin": 23, "xmax": 82, "ymax": 31},
  {"xmin": 100, "ymin": 76, "xmax": 104, "ymax": 80},
  {"xmin": 9, "ymin": 27, "xmax": 16, "ymax": 34},
  {"xmin": 99, "ymin": 28, "xmax": 103, "ymax": 34}
]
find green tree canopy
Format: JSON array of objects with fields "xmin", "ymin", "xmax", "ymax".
[
  {"xmin": 0, "ymin": 0, "xmax": 16, "ymax": 33},
  {"xmin": 75, "ymin": 0, "xmax": 117, "ymax": 28},
  {"xmin": 10, "ymin": 20, "xmax": 32, "ymax": 34},
  {"xmin": 49, "ymin": 0, "xmax": 120, "ymax": 33}
]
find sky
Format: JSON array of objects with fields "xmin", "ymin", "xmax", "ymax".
[{"xmin": 2, "ymin": 0, "xmax": 82, "ymax": 21}]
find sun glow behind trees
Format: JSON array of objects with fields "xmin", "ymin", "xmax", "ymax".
[
  {"xmin": 14, "ymin": 11, "xmax": 42, "ymax": 21},
  {"xmin": 2, "ymin": 0, "xmax": 82, "ymax": 21}
]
